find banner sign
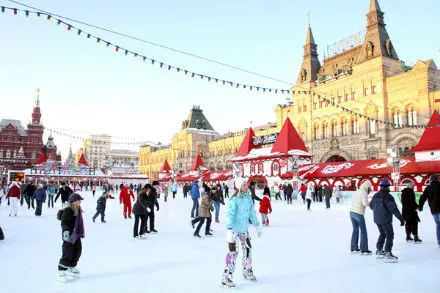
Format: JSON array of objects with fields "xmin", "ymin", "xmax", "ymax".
[{"xmin": 253, "ymin": 133, "xmax": 279, "ymax": 146}]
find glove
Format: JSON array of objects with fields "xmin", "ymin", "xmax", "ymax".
[
  {"xmin": 62, "ymin": 231, "xmax": 70, "ymax": 242},
  {"xmin": 146, "ymin": 207, "xmax": 151, "ymax": 213},
  {"xmin": 226, "ymin": 229, "xmax": 234, "ymax": 243},
  {"xmin": 256, "ymin": 225, "xmax": 263, "ymax": 238},
  {"xmin": 400, "ymin": 220, "xmax": 405, "ymax": 226}
]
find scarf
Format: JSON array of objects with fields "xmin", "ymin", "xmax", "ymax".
[{"xmin": 69, "ymin": 206, "xmax": 85, "ymax": 244}]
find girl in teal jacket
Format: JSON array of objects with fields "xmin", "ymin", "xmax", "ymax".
[{"xmin": 222, "ymin": 177, "xmax": 262, "ymax": 288}]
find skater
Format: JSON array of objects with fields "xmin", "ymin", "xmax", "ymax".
[
  {"xmin": 190, "ymin": 178, "xmax": 202, "ymax": 218},
  {"xmin": 119, "ymin": 184, "xmax": 135, "ymax": 219},
  {"xmin": 55, "ymin": 182, "xmax": 73, "ymax": 208},
  {"xmin": 132, "ymin": 186, "xmax": 150, "ymax": 239},
  {"xmin": 171, "ymin": 181, "xmax": 178, "ymax": 199},
  {"xmin": 183, "ymin": 183, "xmax": 189, "ymax": 198},
  {"xmin": 6, "ymin": 181, "xmax": 20, "ymax": 216},
  {"xmin": 33, "ymin": 184, "xmax": 47, "ymax": 216},
  {"xmin": 285, "ymin": 182, "xmax": 293, "ymax": 204},
  {"xmin": 259, "ymin": 187, "xmax": 272, "ymax": 226},
  {"xmin": 300, "ymin": 183, "xmax": 307, "ymax": 203},
  {"xmin": 401, "ymin": 182, "xmax": 422, "ymax": 243},
  {"xmin": 369, "ymin": 178, "xmax": 405, "ymax": 262},
  {"xmin": 349, "ymin": 180, "xmax": 372, "ymax": 254},
  {"xmin": 418, "ymin": 174, "xmax": 440, "ymax": 247},
  {"xmin": 163, "ymin": 183, "xmax": 169, "ymax": 202},
  {"xmin": 92, "ymin": 184, "xmax": 96, "ymax": 197},
  {"xmin": 213, "ymin": 184, "xmax": 225, "ymax": 223},
  {"xmin": 249, "ymin": 181, "xmax": 261, "ymax": 204},
  {"xmin": 146, "ymin": 181, "xmax": 160, "ymax": 233},
  {"xmin": 47, "ymin": 182, "xmax": 57, "ymax": 208},
  {"xmin": 221, "ymin": 177, "xmax": 262, "ymax": 288},
  {"xmin": 92, "ymin": 192, "xmax": 108, "ymax": 223},
  {"xmin": 191, "ymin": 186, "xmax": 215, "ymax": 237},
  {"xmin": 56, "ymin": 193, "xmax": 85, "ymax": 282},
  {"xmin": 323, "ymin": 184, "xmax": 332, "ymax": 209},
  {"xmin": 333, "ymin": 184, "xmax": 340, "ymax": 203},
  {"xmin": 224, "ymin": 183, "xmax": 229, "ymax": 198},
  {"xmin": 23, "ymin": 181, "xmax": 36, "ymax": 209},
  {"xmin": 305, "ymin": 182, "xmax": 314, "ymax": 211}
]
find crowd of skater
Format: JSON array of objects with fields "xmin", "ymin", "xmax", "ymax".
[{"xmin": 0, "ymin": 173, "xmax": 439, "ymax": 287}]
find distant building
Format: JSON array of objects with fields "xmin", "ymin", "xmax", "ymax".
[
  {"xmin": 83, "ymin": 134, "xmax": 111, "ymax": 170},
  {"xmin": 0, "ymin": 89, "xmax": 59, "ymax": 172}
]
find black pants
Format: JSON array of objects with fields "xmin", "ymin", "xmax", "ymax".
[
  {"xmin": 405, "ymin": 221, "xmax": 419, "ymax": 237},
  {"xmin": 172, "ymin": 191, "xmax": 176, "ymax": 199},
  {"xmin": 376, "ymin": 223, "xmax": 394, "ymax": 252},
  {"xmin": 48, "ymin": 194, "xmax": 54, "ymax": 208},
  {"xmin": 35, "ymin": 200, "xmax": 43, "ymax": 216},
  {"xmin": 325, "ymin": 197, "xmax": 331, "ymax": 209},
  {"xmin": 0, "ymin": 226, "xmax": 4, "ymax": 240},
  {"xmin": 92, "ymin": 190, "xmax": 96, "ymax": 197},
  {"xmin": 93, "ymin": 210, "xmax": 106, "ymax": 222},
  {"xmin": 194, "ymin": 217, "xmax": 212, "ymax": 235},
  {"xmin": 286, "ymin": 193, "xmax": 292, "ymax": 204},
  {"xmin": 146, "ymin": 210, "xmax": 155, "ymax": 231},
  {"xmin": 306, "ymin": 199, "xmax": 311, "ymax": 210},
  {"xmin": 25, "ymin": 195, "xmax": 34, "ymax": 209},
  {"xmin": 133, "ymin": 214, "xmax": 146, "ymax": 237},
  {"xmin": 58, "ymin": 239, "xmax": 82, "ymax": 270},
  {"xmin": 183, "ymin": 193, "xmax": 187, "ymax": 198}
]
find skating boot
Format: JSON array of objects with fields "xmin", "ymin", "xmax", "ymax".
[
  {"xmin": 222, "ymin": 278, "xmax": 236, "ymax": 288},
  {"xmin": 350, "ymin": 248, "xmax": 360, "ymax": 254},
  {"xmin": 414, "ymin": 236, "xmax": 422, "ymax": 244},
  {"xmin": 205, "ymin": 232, "xmax": 213, "ymax": 237},
  {"xmin": 406, "ymin": 235, "xmax": 413, "ymax": 242},
  {"xmin": 384, "ymin": 252, "xmax": 398, "ymax": 263},
  {"xmin": 56, "ymin": 270, "xmax": 68, "ymax": 282},
  {"xmin": 244, "ymin": 274, "xmax": 257, "ymax": 281},
  {"xmin": 67, "ymin": 267, "xmax": 81, "ymax": 278},
  {"xmin": 376, "ymin": 249, "xmax": 385, "ymax": 259},
  {"xmin": 360, "ymin": 250, "xmax": 372, "ymax": 255},
  {"xmin": 193, "ymin": 231, "xmax": 201, "ymax": 238}
]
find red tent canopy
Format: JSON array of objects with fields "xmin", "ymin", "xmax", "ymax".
[
  {"xmin": 157, "ymin": 173, "xmax": 174, "ymax": 182},
  {"xmin": 78, "ymin": 153, "xmax": 88, "ymax": 166},
  {"xmin": 355, "ymin": 157, "xmax": 440, "ymax": 176},
  {"xmin": 160, "ymin": 160, "xmax": 172, "ymax": 173},
  {"xmin": 36, "ymin": 153, "xmax": 47, "ymax": 165},
  {"xmin": 411, "ymin": 110, "xmax": 440, "ymax": 152},
  {"xmin": 176, "ymin": 173, "xmax": 199, "ymax": 182},
  {"xmin": 190, "ymin": 154, "xmax": 205, "ymax": 171},
  {"xmin": 203, "ymin": 170, "xmax": 233, "ymax": 181}
]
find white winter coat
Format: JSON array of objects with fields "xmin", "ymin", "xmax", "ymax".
[
  {"xmin": 305, "ymin": 183, "xmax": 314, "ymax": 200},
  {"xmin": 350, "ymin": 181, "xmax": 372, "ymax": 215}
]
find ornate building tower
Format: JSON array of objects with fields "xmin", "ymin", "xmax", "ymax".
[
  {"xmin": 296, "ymin": 25, "xmax": 321, "ymax": 85},
  {"xmin": 26, "ymin": 89, "xmax": 45, "ymax": 161}
]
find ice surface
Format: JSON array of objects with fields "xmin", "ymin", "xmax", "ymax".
[{"xmin": 0, "ymin": 190, "xmax": 439, "ymax": 293}]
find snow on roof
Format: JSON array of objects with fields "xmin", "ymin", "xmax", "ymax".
[{"xmin": 0, "ymin": 119, "xmax": 27, "ymax": 136}]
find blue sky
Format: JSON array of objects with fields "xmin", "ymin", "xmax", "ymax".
[{"xmin": 0, "ymin": 0, "xmax": 438, "ymax": 159}]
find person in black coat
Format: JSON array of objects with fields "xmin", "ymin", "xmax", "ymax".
[
  {"xmin": 419, "ymin": 174, "xmax": 440, "ymax": 247},
  {"xmin": 401, "ymin": 182, "xmax": 421, "ymax": 243},
  {"xmin": 55, "ymin": 183, "xmax": 73, "ymax": 208},
  {"xmin": 146, "ymin": 182, "xmax": 160, "ymax": 233},
  {"xmin": 369, "ymin": 178, "xmax": 404, "ymax": 262},
  {"xmin": 285, "ymin": 183, "xmax": 293, "ymax": 204},
  {"xmin": 249, "ymin": 182, "xmax": 261, "ymax": 204},
  {"xmin": 23, "ymin": 181, "xmax": 36, "ymax": 209},
  {"xmin": 92, "ymin": 192, "xmax": 108, "ymax": 223},
  {"xmin": 132, "ymin": 187, "xmax": 151, "ymax": 238}
]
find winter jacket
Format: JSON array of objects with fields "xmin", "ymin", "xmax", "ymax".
[
  {"xmin": 132, "ymin": 190, "xmax": 150, "ymax": 215},
  {"xmin": 323, "ymin": 185, "xmax": 332, "ymax": 198},
  {"xmin": 419, "ymin": 180, "xmax": 440, "ymax": 214},
  {"xmin": 305, "ymin": 184, "xmax": 314, "ymax": 200},
  {"xmin": 147, "ymin": 189, "xmax": 159, "ymax": 211},
  {"xmin": 119, "ymin": 186, "xmax": 135, "ymax": 204},
  {"xmin": 96, "ymin": 195, "xmax": 107, "ymax": 212},
  {"xmin": 190, "ymin": 180, "xmax": 201, "ymax": 199},
  {"xmin": 285, "ymin": 184, "xmax": 293, "ymax": 195},
  {"xmin": 401, "ymin": 188, "xmax": 420, "ymax": 223},
  {"xmin": 24, "ymin": 183, "xmax": 36, "ymax": 197},
  {"xmin": 226, "ymin": 191, "xmax": 260, "ymax": 233},
  {"xmin": 171, "ymin": 183, "xmax": 178, "ymax": 193},
  {"xmin": 60, "ymin": 206, "xmax": 79, "ymax": 240},
  {"xmin": 47, "ymin": 185, "xmax": 57, "ymax": 195},
  {"xmin": 33, "ymin": 188, "xmax": 47, "ymax": 201},
  {"xmin": 259, "ymin": 195, "xmax": 272, "ymax": 214},
  {"xmin": 55, "ymin": 186, "xmax": 73, "ymax": 203},
  {"xmin": 350, "ymin": 181, "xmax": 372, "ymax": 215},
  {"xmin": 333, "ymin": 187, "xmax": 340, "ymax": 199},
  {"xmin": 369, "ymin": 187, "xmax": 404, "ymax": 225},
  {"xmin": 6, "ymin": 184, "xmax": 20, "ymax": 199},
  {"xmin": 199, "ymin": 192, "xmax": 214, "ymax": 218}
]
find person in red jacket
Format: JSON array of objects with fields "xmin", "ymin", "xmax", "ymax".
[
  {"xmin": 259, "ymin": 187, "xmax": 272, "ymax": 226},
  {"xmin": 119, "ymin": 184, "xmax": 135, "ymax": 219},
  {"xmin": 6, "ymin": 181, "xmax": 21, "ymax": 216}
]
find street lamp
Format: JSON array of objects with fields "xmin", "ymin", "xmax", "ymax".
[{"xmin": 387, "ymin": 145, "xmax": 401, "ymax": 191}]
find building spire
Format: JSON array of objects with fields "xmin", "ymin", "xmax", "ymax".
[
  {"xmin": 35, "ymin": 88, "xmax": 40, "ymax": 107},
  {"xmin": 296, "ymin": 23, "xmax": 321, "ymax": 84},
  {"xmin": 369, "ymin": 0, "xmax": 381, "ymax": 12}
]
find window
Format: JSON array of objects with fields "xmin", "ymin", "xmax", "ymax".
[
  {"xmin": 303, "ymin": 105, "xmax": 307, "ymax": 112},
  {"xmin": 331, "ymin": 98, "xmax": 335, "ymax": 104},
  {"xmin": 331, "ymin": 121, "xmax": 338, "ymax": 137},
  {"xmin": 258, "ymin": 163, "xmax": 264, "ymax": 174},
  {"xmin": 0, "ymin": 149, "xmax": 2, "ymax": 158},
  {"xmin": 251, "ymin": 164, "xmax": 255, "ymax": 174},
  {"xmin": 352, "ymin": 118, "xmax": 360, "ymax": 134},
  {"xmin": 13, "ymin": 150, "xmax": 17, "ymax": 158},
  {"xmin": 352, "ymin": 92, "xmax": 357, "ymax": 100},
  {"xmin": 314, "ymin": 125, "xmax": 320, "ymax": 140},
  {"xmin": 407, "ymin": 108, "xmax": 417, "ymax": 126},
  {"xmin": 322, "ymin": 123, "xmax": 328, "ymax": 139},
  {"xmin": 338, "ymin": 96, "xmax": 342, "ymax": 103},
  {"xmin": 368, "ymin": 120, "xmax": 376, "ymax": 137},
  {"xmin": 298, "ymin": 106, "xmax": 302, "ymax": 113},
  {"xmin": 342, "ymin": 119, "xmax": 349, "ymax": 136},
  {"xmin": 345, "ymin": 94, "xmax": 350, "ymax": 102},
  {"xmin": 6, "ymin": 150, "xmax": 11, "ymax": 158},
  {"xmin": 273, "ymin": 163, "xmax": 279, "ymax": 172},
  {"xmin": 392, "ymin": 110, "xmax": 402, "ymax": 127},
  {"xmin": 372, "ymin": 86, "xmax": 377, "ymax": 94},
  {"xmin": 364, "ymin": 88, "xmax": 370, "ymax": 96},
  {"xmin": 314, "ymin": 102, "xmax": 317, "ymax": 109}
]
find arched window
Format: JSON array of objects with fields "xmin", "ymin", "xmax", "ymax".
[
  {"xmin": 368, "ymin": 119, "xmax": 376, "ymax": 137},
  {"xmin": 351, "ymin": 118, "xmax": 360, "ymax": 134},
  {"xmin": 13, "ymin": 150, "xmax": 17, "ymax": 158},
  {"xmin": 406, "ymin": 107, "xmax": 417, "ymax": 126},
  {"xmin": 331, "ymin": 120, "xmax": 338, "ymax": 137},
  {"xmin": 258, "ymin": 163, "xmax": 264, "ymax": 174},
  {"xmin": 0, "ymin": 149, "xmax": 3, "ymax": 158},
  {"xmin": 322, "ymin": 122, "xmax": 328, "ymax": 139},
  {"xmin": 313, "ymin": 124, "xmax": 320, "ymax": 140},
  {"xmin": 392, "ymin": 109, "xmax": 403, "ymax": 128},
  {"xmin": 250, "ymin": 164, "xmax": 255, "ymax": 174},
  {"xmin": 341, "ymin": 119, "xmax": 349, "ymax": 136}
]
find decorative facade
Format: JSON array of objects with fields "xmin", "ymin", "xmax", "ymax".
[{"xmin": 0, "ymin": 89, "xmax": 58, "ymax": 171}]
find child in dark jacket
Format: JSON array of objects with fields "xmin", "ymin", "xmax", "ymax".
[
  {"xmin": 369, "ymin": 178, "xmax": 404, "ymax": 262},
  {"xmin": 93, "ymin": 192, "xmax": 108, "ymax": 223}
]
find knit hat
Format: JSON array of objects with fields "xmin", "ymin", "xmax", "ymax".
[
  {"xmin": 68, "ymin": 193, "xmax": 84, "ymax": 203},
  {"xmin": 430, "ymin": 174, "xmax": 438, "ymax": 182},
  {"xmin": 234, "ymin": 177, "xmax": 247, "ymax": 189},
  {"xmin": 152, "ymin": 180, "xmax": 159, "ymax": 186},
  {"xmin": 379, "ymin": 178, "xmax": 391, "ymax": 187}
]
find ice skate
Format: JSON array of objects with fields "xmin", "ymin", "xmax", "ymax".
[
  {"xmin": 222, "ymin": 278, "xmax": 236, "ymax": 288},
  {"xmin": 205, "ymin": 232, "xmax": 213, "ymax": 237},
  {"xmin": 67, "ymin": 267, "xmax": 81, "ymax": 278},
  {"xmin": 244, "ymin": 274, "xmax": 257, "ymax": 281},
  {"xmin": 193, "ymin": 232, "xmax": 201, "ymax": 238},
  {"xmin": 414, "ymin": 236, "xmax": 422, "ymax": 244},
  {"xmin": 384, "ymin": 252, "xmax": 398, "ymax": 263},
  {"xmin": 350, "ymin": 248, "xmax": 360, "ymax": 254},
  {"xmin": 406, "ymin": 236, "xmax": 413, "ymax": 242},
  {"xmin": 376, "ymin": 249, "xmax": 385, "ymax": 259},
  {"xmin": 360, "ymin": 250, "xmax": 372, "ymax": 255},
  {"xmin": 139, "ymin": 234, "xmax": 147, "ymax": 240},
  {"xmin": 56, "ymin": 270, "xmax": 69, "ymax": 282}
]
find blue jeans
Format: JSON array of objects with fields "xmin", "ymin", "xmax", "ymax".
[
  {"xmin": 214, "ymin": 201, "xmax": 221, "ymax": 221},
  {"xmin": 376, "ymin": 223, "xmax": 394, "ymax": 252},
  {"xmin": 350, "ymin": 212, "xmax": 368, "ymax": 251},
  {"xmin": 433, "ymin": 213, "xmax": 440, "ymax": 245},
  {"xmin": 191, "ymin": 198, "xmax": 199, "ymax": 218}
]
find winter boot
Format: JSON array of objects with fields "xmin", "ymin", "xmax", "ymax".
[
  {"xmin": 376, "ymin": 249, "xmax": 385, "ymax": 259},
  {"xmin": 67, "ymin": 267, "xmax": 81, "ymax": 278},
  {"xmin": 406, "ymin": 235, "xmax": 413, "ymax": 242},
  {"xmin": 360, "ymin": 250, "xmax": 372, "ymax": 255},
  {"xmin": 222, "ymin": 278, "xmax": 236, "ymax": 288},
  {"xmin": 56, "ymin": 270, "xmax": 68, "ymax": 282},
  {"xmin": 205, "ymin": 232, "xmax": 213, "ymax": 236},
  {"xmin": 414, "ymin": 236, "xmax": 422, "ymax": 244},
  {"xmin": 384, "ymin": 252, "xmax": 399, "ymax": 263}
]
